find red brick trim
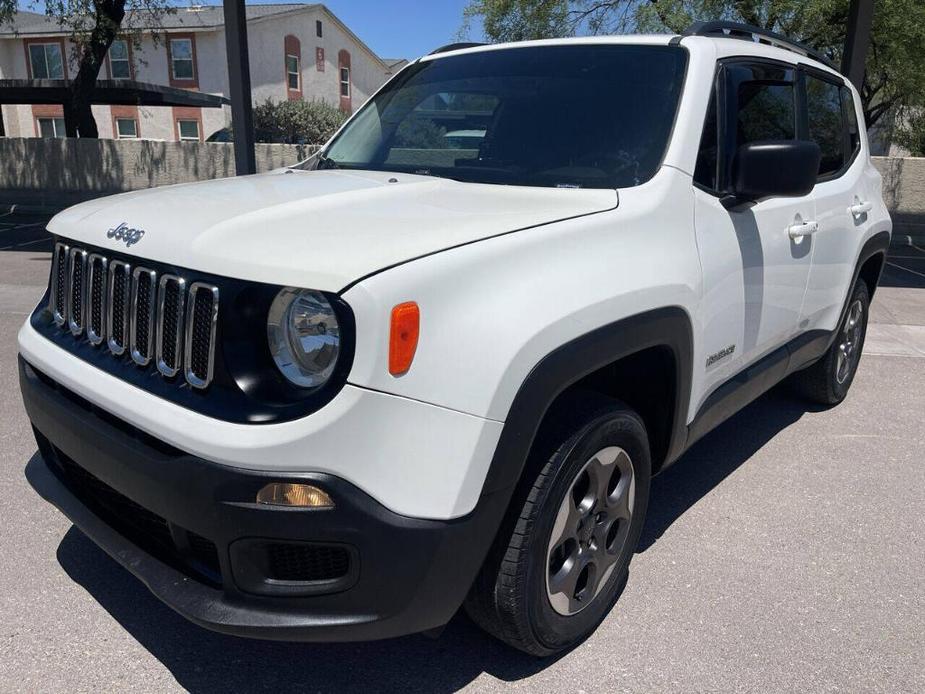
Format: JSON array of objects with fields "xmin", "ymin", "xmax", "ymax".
[
  {"xmin": 31, "ymin": 104, "xmax": 65, "ymax": 137},
  {"xmin": 105, "ymin": 38, "xmax": 135, "ymax": 80},
  {"xmin": 172, "ymin": 106, "xmax": 203, "ymax": 142},
  {"xmin": 166, "ymin": 33, "xmax": 199, "ymax": 89},
  {"xmin": 23, "ymin": 37, "xmax": 68, "ymax": 80},
  {"xmin": 338, "ymin": 49, "xmax": 351, "ymax": 113},
  {"xmin": 284, "ymin": 34, "xmax": 302, "ymax": 101},
  {"xmin": 315, "ymin": 46, "xmax": 324, "ymax": 72},
  {"xmin": 111, "ymin": 105, "xmax": 140, "ymax": 139}
]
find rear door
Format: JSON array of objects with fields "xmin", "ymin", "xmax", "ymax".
[
  {"xmin": 693, "ymin": 60, "xmax": 815, "ymax": 409},
  {"xmin": 799, "ymin": 71, "xmax": 869, "ymax": 332}
]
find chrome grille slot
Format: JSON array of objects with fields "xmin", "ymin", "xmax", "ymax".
[
  {"xmin": 49, "ymin": 242, "xmax": 69, "ymax": 326},
  {"xmin": 156, "ymin": 275, "xmax": 187, "ymax": 378},
  {"xmin": 107, "ymin": 260, "xmax": 131, "ymax": 355},
  {"xmin": 67, "ymin": 248, "xmax": 88, "ymax": 336},
  {"xmin": 185, "ymin": 282, "xmax": 219, "ymax": 389},
  {"xmin": 130, "ymin": 267, "xmax": 157, "ymax": 366},
  {"xmin": 86, "ymin": 254, "xmax": 108, "ymax": 345},
  {"xmin": 44, "ymin": 241, "xmax": 220, "ymax": 392}
]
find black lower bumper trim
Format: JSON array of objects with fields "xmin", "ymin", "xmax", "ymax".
[{"xmin": 20, "ymin": 356, "xmax": 512, "ymax": 642}]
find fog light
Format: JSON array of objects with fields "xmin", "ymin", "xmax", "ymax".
[{"xmin": 256, "ymin": 483, "xmax": 334, "ymax": 508}]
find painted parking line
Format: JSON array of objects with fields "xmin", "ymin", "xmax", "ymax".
[{"xmin": 886, "ymin": 261, "xmax": 925, "ymax": 281}]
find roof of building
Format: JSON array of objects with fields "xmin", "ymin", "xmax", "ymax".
[
  {"xmin": 383, "ymin": 58, "xmax": 410, "ymax": 70},
  {"xmin": 1, "ymin": 5, "xmax": 319, "ymax": 35}
]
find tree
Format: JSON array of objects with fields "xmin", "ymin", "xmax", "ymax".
[
  {"xmin": 0, "ymin": 1, "xmax": 174, "ymax": 137},
  {"xmin": 463, "ymin": 0, "xmax": 925, "ymax": 139}
]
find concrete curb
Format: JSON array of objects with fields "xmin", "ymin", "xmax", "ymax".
[{"xmin": 892, "ymin": 233, "xmax": 925, "ymax": 249}]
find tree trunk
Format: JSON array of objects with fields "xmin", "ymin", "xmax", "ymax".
[{"xmin": 64, "ymin": 0, "xmax": 126, "ymax": 137}]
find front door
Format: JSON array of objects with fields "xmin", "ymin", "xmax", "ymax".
[{"xmin": 692, "ymin": 60, "xmax": 814, "ymax": 411}]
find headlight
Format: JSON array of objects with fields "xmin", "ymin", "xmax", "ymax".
[{"xmin": 267, "ymin": 288, "xmax": 340, "ymax": 388}]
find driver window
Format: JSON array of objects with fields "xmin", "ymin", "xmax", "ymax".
[{"xmin": 720, "ymin": 62, "xmax": 797, "ymax": 189}]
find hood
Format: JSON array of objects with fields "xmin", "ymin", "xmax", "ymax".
[{"xmin": 48, "ymin": 169, "xmax": 618, "ymax": 291}]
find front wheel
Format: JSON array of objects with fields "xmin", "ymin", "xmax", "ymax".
[
  {"xmin": 465, "ymin": 395, "xmax": 650, "ymax": 656},
  {"xmin": 791, "ymin": 279, "xmax": 870, "ymax": 405}
]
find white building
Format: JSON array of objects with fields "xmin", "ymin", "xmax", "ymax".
[{"xmin": 0, "ymin": 3, "xmax": 405, "ymax": 141}]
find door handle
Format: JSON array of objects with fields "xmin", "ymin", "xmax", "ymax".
[
  {"xmin": 849, "ymin": 201, "xmax": 873, "ymax": 216},
  {"xmin": 788, "ymin": 221, "xmax": 819, "ymax": 239}
]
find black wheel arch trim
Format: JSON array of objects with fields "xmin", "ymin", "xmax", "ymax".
[{"xmin": 480, "ymin": 306, "xmax": 694, "ymax": 497}]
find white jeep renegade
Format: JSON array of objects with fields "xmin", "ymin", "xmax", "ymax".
[{"xmin": 19, "ymin": 22, "xmax": 892, "ymax": 655}]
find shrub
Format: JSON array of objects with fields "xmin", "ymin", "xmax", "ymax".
[{"xmin": 253, "ymin": 98, "xmax": 347, "ymax": 145}]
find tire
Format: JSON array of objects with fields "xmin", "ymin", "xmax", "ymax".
[
  {"xmin": 791, "ymin": 279, "xmax": 870, "ymax": 406},
  {"xmin": 465, "ymin": 393, "xmax": 651, "ymax": 656}
]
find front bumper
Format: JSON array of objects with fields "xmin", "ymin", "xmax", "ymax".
[{"xmin": 20, "ymin": 357, "xmax": 511, "ymax": 641}]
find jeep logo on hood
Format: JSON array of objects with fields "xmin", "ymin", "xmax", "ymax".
[{"xmin": 107, "ymin": 222, "xmax": 145, "ymax": 247}]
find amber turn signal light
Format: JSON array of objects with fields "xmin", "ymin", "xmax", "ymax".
[
  {"xmin": 389, "ymin": 301, "xmax": 420, "ymax": 375},
  {"xmin": 256, "ymin": 483, "xmax": 334, "ymax": 508}
]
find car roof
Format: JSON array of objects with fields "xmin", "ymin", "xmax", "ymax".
[{"xmin": 422, "ymin": 34, "xmax": 843, "ymax": 82}]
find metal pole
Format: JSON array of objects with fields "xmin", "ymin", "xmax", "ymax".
[
  {"xmin": 223, "ymin": 0, "xmax": 256, "ymax": 175},
  {"xmin": 842, "ymin": 0, "xmax": 874, "ymax": 91}
]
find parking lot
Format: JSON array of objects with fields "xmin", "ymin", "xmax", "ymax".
[{"xmin": 1, "ymin": 213, "xmax": 923, "ymax": 692}]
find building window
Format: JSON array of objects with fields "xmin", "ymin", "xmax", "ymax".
[
  {"xmin": 316, "ymin": 20, "xmax": 322, "ymax": 37},
  {"xmin": 115, "ymin": 118, "xmax": 138, "ymax": 139},
  {"xmin": 109, "ymin": 39, "xmax": 131, "ymax": 79},
  {"xmin": 177, "ymin": 119, "xmax": 200, "ymax": 141},
  {"xmin": 37, "ymin": 117, "xmax": 66, "ymax": 138},
  {"xmin": 316, "ymin": 47, "xmax": 324, "ymax": 72},
  {"xmin": 29, "ymin": 42, "xmax": 65, "ymax": 79},
  {"xmin": 337, "ymin": 50, "xmax": 351, "ymax": 112},
  {"xmin": 170, "ymin": 38, "xmax": 194, "ymax": 80},
  {"xmin": 286, "ymin": 54, "xmax": 300, "ymax": 91}
]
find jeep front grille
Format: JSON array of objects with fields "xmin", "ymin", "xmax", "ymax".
[{"xmin": 48, "ymin": 241, "xmax": 219, "ymax": 388}]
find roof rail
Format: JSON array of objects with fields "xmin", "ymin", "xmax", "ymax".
[
  {"xmin": 429, "ymin": 42, "xmax": 486, "ymax": 55},
  {"xmin": 683, "ymin": 20, "xmax": 838, "ymax": 70}
]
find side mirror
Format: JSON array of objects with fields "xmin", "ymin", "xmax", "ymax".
[{"xmin": 725, "ymin": 140, "xmax": 821, "ymax": 209}]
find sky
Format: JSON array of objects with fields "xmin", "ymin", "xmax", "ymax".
[
  {"xmin": 15, "ymin": 1, "xmax": 485, "ymax": 60},
  {"xmin": 294, "ymin": 0, "xmax": 483, "ymax": 60}
]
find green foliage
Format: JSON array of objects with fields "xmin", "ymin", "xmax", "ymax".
[
  {"xmin": 462, "ymin": 0, "xmax": 570, "ymax": 42},
  {"xmin": 892, "ymin": 111, "xmax": 925, "ymax": 157},
  {"xmin": 463, "ymin": 0, "xmax": 925, "ymax": 132},
  {"xmin": 252, "ymin": 99, "xmax": 348, "ymax": 145}
]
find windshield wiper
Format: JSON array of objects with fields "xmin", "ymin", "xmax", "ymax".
[{"xmin": 315, "ymin": 152, "xmax": 339, "ymax": 170}]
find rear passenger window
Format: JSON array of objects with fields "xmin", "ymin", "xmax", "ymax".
[
  {"xmin": 806, "ymin": 75, "xmax": 845, "ymax": 176},
  {"xmin": 841, "ymin": 86, "xmax": 861, "ymax": 157}
]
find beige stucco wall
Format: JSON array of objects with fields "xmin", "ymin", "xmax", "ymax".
[
  {"xmin": 872, "ymin": 156, "xmax": 925, "ymax": 216},
  {"xmin": 0, "ymin": 137, "xmax": 317, "ymax": 206},
  {"xmin": 0, "ymin": 6, "xmax": 393, "ymax": 142}
]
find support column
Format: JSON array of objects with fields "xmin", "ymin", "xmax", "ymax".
[
  {"xmin": 842, "ymin": 0, "xmax": 874, "ymax": 91},
  {"xmin": 223, "ymin": 0, "xmax": 256, "ymax": 175}
]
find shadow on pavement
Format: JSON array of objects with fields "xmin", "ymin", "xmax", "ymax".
[
  {"xmin": 53, "ymin": 386, "xmax": 819, "ymax": 692},
  {"xmin": 56, "ymin": 523, "xmax": 555, "ymax": 693},
  {"xmin": 638, "ymin": 386, "xmax": 819, "ymax": 551}
]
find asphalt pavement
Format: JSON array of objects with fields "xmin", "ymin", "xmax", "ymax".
[{"xmin": 1, "ymin": 215, "xmax": 923, "ymax": 693}]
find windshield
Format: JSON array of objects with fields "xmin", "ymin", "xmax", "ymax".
[{"xmin": 314, "ymin": 44, "xmax": 687, "ymax": 189}]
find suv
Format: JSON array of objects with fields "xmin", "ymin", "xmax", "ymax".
[{"xmin": 18, "ymin": 23, "xmax": 891, "ymax": 656}]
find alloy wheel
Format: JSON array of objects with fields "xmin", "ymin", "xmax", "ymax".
[
  {"xmin": 545, "ymin": 446, "xmax": 635, "ymax": 616},
  {"xmin": 836, "ymin": 299, "xmax": 864, "ymax": 384}
]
